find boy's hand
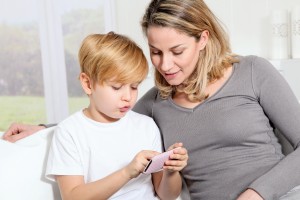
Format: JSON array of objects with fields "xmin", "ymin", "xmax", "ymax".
[{"xmin": 124, "ymin": 150, "xmax": 160, "ymax": 179}]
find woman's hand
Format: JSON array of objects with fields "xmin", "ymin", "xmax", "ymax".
[
  {"xmin": 164, "ymin": 142, "xmax": 188, "ymax": 172},
  {"xmin": 2, "ymin": 123, "xmax": 45, "ymax": 142},
  {"xmin": 236, "ymin": 189, "xmax": 263, "ymax": 200}
]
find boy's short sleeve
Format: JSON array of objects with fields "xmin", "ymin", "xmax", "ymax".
[{"xmin": 45, "ymin": 126, "xmax": 83, "ymax": 181}]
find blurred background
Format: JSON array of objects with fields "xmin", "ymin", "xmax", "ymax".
[{"xmin": 0, "ymin": 0, "xmax": 299, "ymax": 131}]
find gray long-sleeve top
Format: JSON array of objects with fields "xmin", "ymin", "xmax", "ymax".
[{"xmin": 133, "ymin": 56, "xmax": 300, "ymax": 200}]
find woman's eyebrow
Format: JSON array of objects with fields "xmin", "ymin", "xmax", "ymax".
[{"xmin": 149, "ymin": 44, "xmax": 184, "ymax": 50}]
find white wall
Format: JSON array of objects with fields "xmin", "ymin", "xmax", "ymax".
[
  {"xmin": 113, "ymin": 0, "xmax": 300, "ymax": 100},
  {"xmin": 113, "ymin": 0, "xmax": 300, "ymax": 57},
  {"xmin": 206, "ymin": 0, "xmax": 300, "ymax": 58},
  {"xmin": 113, "ymin": 0, "xmax": 153, "ymax": 99},
  {"xmin": 206, "ymin": 0, "xmax": 300, "ymax": 100}
]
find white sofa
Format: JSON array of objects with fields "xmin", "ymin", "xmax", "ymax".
[
  {"xmin": 1, "ymin": 127, "xmax": 290, "ymax": 200},
  {"xmin": 0, "ymin": 127, "xmax": 61, "ymax": 200},
  {"xmin": 0, "ymin": 127, "xmax": 189, "ymax": 200}
]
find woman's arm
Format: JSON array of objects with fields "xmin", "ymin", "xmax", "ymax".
[
  {"xmin": 2, "ymin": 123, "xmax": 47, "ymax": 142},
  {"xmin": 246, "ymin": 57, "xmax": 300, "ymax": 199},
  {"xmin": 152, "ymin": 143, "xmax": 189, "ymax": 200}
]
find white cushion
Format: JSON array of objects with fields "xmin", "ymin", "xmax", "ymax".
[{"xmin": 0, "ymin": 127, "xmax": 61, "ymax": 200}]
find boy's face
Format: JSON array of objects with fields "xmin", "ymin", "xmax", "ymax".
[{"xmin": 88, "ymin": 80, "xmax": 139, "ymax": 123}]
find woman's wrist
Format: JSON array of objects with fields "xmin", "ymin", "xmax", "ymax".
[{"xmin": 38, "ymin": 123, "xmax": 57, "ymax": 128}]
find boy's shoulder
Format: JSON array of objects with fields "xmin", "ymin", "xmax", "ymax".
[
  {"xmin": 128, "ymin": 110, "xmax": 153, "ymax": 121},
  {"xmin": 127, "ymin": 111, "xmax": 159, "ymax": 136},
  {"xmin": 57, "ymin": 110, "xmax": 83, "ymax": 128},
  {"xmin": 127, "ymin": 110, "xmax": 157, "ymax": 126}
]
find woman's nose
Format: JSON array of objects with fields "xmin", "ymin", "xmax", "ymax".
[{"xmin": 160, "ymin": 54, "xmax": 173, "ymax": 72}]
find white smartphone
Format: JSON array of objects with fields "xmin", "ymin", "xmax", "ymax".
[{"xmin": 143, "ymin": 147, "xmax": 180, "ymax": 174}]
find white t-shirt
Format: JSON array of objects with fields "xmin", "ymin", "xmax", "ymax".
[{"xmin": 46, "ymin": 110, "xmax": 162, "ymax": 200}]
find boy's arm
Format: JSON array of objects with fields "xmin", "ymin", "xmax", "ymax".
[
  {"xmin": 152, "ymin": 144, "xmax": 188, "ymax": 199},
  {"xmin": 56, "ymin": 168, "xmax": 132, "ymax": 200},
  {"xmin": 56, "ymin": 150, "xmax": 160, "ymax": 200}
]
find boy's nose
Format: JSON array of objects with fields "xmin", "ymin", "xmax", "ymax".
[{"xmin": 121, "ymin": 88, "xmax": 131, "ymax": 101}]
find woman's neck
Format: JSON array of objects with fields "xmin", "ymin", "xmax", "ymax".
[{"xmin": 172, "ymin": 66, "xmax": 233, "ymax": 109}]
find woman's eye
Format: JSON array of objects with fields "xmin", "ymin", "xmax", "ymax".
[
  {"xmin": 151, "ymin": 51, "xmax": 161, "ymax": 55},
  {"xmin": 173, "ymin": 51, "xmax": 183, "ymax": 55}
]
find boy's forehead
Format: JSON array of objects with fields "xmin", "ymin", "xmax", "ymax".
[
  {"xmin": 105, "ymin": 79, "xmax": 141, "ymax": 85},
  {"xmin": 105, "ymin": 77, "xmax": 121, "ymax": 83}
]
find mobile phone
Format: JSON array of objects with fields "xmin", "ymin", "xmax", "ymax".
[{"xmin": 143, "ymin": 147, "xmax": 180, "ymax": 174}]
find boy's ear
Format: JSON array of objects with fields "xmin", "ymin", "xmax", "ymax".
[{"xmin": 80, "ymin": 73, "xmax": 92, "ymax": 95}]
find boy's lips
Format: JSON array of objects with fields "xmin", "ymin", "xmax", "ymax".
[{"xmin": 120, "ymin": 106, "xmax": 130, "ymax": 112}]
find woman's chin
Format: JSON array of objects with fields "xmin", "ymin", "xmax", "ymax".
[{"xmin": 166, "ymin": 79, "xmax": 183, "ymax": 86}]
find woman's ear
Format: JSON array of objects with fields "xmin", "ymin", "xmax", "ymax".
[
  {"xmin": 80, "ymin": 73, "xmax": 92, "ymax": 95},
  {"xmin": 198, "ymin": 30, "xmax": 209, "ymax": 50}
]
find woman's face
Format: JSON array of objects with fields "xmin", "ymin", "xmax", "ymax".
[{"xmin": 147, "ymin": 26, "xmax": 206, "ymax": 86}]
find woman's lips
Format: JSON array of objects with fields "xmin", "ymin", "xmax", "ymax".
[{"xmin": 164, "ymin": 71, "xmax": 178, "ymax": 80}]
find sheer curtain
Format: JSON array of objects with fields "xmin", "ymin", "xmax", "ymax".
[{"xmin": 0, "ymin": 0, "xmax": 114, "ymax": 130}]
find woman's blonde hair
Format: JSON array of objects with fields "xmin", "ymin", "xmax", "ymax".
[
  {"xmin": 78, "ymin": 32, "xmax": 148, "ymax": 86},
  {"xmin": 141, "ymin": 0, "xmax": 238, "ymax": 101}
]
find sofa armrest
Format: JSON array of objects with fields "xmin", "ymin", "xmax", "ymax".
[{"xmin": 0, "ymin": 127, "xmax": 61, "ymax": 200}]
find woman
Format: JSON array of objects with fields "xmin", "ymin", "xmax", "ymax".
[
  {"xmin": 133, "ymin": 0, "xmax": 300, "ymax": 199},
  {"xmin": 4, "ymin": 0, "xmax": 300, "ymax": 199}
]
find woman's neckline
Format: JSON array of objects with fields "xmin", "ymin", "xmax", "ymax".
[{"xmin": 168, "ymin": 64, "xmax": 236, "ymax": 111}]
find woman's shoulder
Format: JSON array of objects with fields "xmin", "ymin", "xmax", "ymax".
[
  {"xmin": 236, "ymin": 55, "xmax": 277, "ymax": 74},
  {"xmin": 237, "ymin": 55, "xmax": 266, "ymax": 65},
  {"xmin": 236, "ymin": 55, "xmax": 285, "ymax": 93},
  {"xmin": 140, "ymin": 86, "xmax": 159, "ymax": 99},
  {"xmin": 133, "ymin": 86, "xmax": 160, "ymax": 116}
]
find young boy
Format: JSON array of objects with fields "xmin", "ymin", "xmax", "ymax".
[{"xmin": 45, "ymin": 32, "xmax": 188, "ymax": 200}]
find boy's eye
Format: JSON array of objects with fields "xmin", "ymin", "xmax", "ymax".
[
  {"xmin": 129, "ymin": 83, "xmax": 138, "ymax": 90},
  {"xmin": 112, "ymin": 86, "xmax": 122, "ymax": 90}
]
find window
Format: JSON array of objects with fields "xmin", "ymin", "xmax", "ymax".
[
  {"xmin": 0, "ymin": 0, "xmax": 45, "ymax": 131},
  {"xmin": 59, "ymin": 0, "xmax": 106, "ymax": 114},
  {"xmin": 0, "ymin": 0, "xmax": 111, "ymax": 131}
]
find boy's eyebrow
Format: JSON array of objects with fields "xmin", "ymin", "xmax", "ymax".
[
  {"xmin": 105, "ymin": 80, "xmax": 121, "ymax": 84},
  {"xmin": 106, "ymin": 81, "xmax": 142, "ymax": 85},
  {"xmin": 126, "ymin": 82, "xmax": 142, "ymax": 86}
]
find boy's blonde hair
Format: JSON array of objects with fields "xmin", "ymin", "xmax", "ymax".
[
  {"xmin": 142, "ymin": 0, "xmax": 239, "ymax": 101},
  {"xmin": 78, "ymin": 32, "xmax": 148, "ymax": 86}
]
